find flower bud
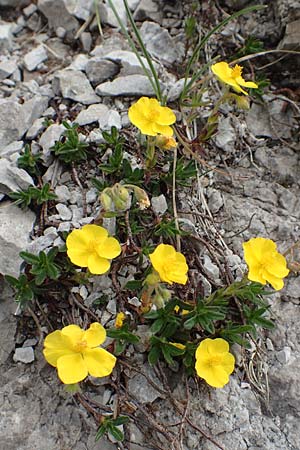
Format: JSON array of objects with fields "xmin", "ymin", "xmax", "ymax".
[
  {"xmin": 100, "ymin": 190, "xmax": 113, "ymax": 211},
  {"xmin": 145, "ymin": 271, "xmax": 160, "ymax": 286},
  {"xmin": 234, "ymin": 95, "xmax": 250, "ymax": 110},
  {"xmin": 132, "ymin": 186, "xmax": 150, "ymax": 210},
  {"xmin": 155, "ymin": 135, "xmax": 177, "ymax": 150}
]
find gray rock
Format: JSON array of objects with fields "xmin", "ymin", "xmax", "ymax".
[
  {"xmin": 101, "ymin": 0, "xmax": 127, "ymax": 28},
  {"xmin": 104, "ymin": 50, "xmax": 159, "ymax": 76},
  {"xmin": 0, "ymin": 0, "xmax": 28, "ymax": 5},
  {"xmin": 55, "ymin": 185, "xmax": 71, "ymax": 202},
  {"xmin": 85, "ymin": 58, "xmax": 119, "ymax": 86},
  {"xmin": 39, "ymin": 124, "xmax": 65, "ymax": 161},
  {"xmin": 276, "ymin": 346, "xmax": 292, "ymax": 364},
  {"xmin": 151, "ymin": 194, "xmax": 168, "ymax": 216},
  {"xmin": 99, "ymin": 109, "xmax": 121, "ymax": 131},
  {"xmin": 0, "ymin": 202, "xmax": 35, "ymax": 277},
  {"xmin": 140, "ymin": 21, "xmax": 182, "ymax": 66},
  {"xmin": 0, "ymin": 96, "xmax": 49, "ymax": 148},
  {"xmin": 80, "ymin": 32, "xmax": 92, "ymax": 53},
  {"xmin": 1, "ymin": 141, "xmax": 24, "ymax": 158},
  {"xmin": 0, "ymin": 22, "xmax": 13, "ymax": 51},
  {"xmin": 75, "ymin": 104, "xmax": 109, "ymax": 126},
  {"xmin": 214, "ymin": 116, "xmax": 236, "ymax": 151},
  {"xmin": 26, "ymin": 118, "xmax": 46, "ymax": 140},
  {"xmin": 133, "ymin": 0, "xmax": 163, "ymax": 22},
  {"xmin": 23, "ymin": 3, "xmax": 38, "ymax": 16},
  {"xmin": 167, "ymin": 78, "xmax": 190, "ymax": 102},
  {"xmin": 0, "ymin": 159, "xmax": 34, "ymax": 195},
  {"xmin": 279, "ymin": 19, "xmax": 300, "ymax": 49},
  {"xmin": 0, "ymin": 59, "xmax": 18, "ymax": 80},
  {"xmin": 246, "ymin": 96, "xmax": 293, "ymax": 139},
  {"xmin": 95, "ymin": 74, "xmax": 156, "ymax": 97},
  {"xmin": 0, "ymin": 281, "xmax": 17, "ymax": 365},
  {"xmin": 128, "ymin": 363, "xmax": 163, "ymax": 403},
  {"xmin": 203, "ymin": 254, "xmax": 220, "ymax": 281},
  {"xmin": 37, "ymin": 0, "xmax": 79, "ymax": 32},
  {"xmin": 13, "ymin": 347, "xmax": 35, "ymax": 364},
  {"xmin": 56, "ymin": 203, "xmax": 72, "ymax": 221},
  {"xmin": 207, "ymin": 189, "xmax": 224, "ymax": 213},
  {"xmin": 52, "ymin": 69, "xmax": 100, "ymax": 104},
  {"xmin": 69, "ymin": 54, "xmax": 89, "ymax": 71},
  {"xmin": 23, "ymin": 45, "xmax": 48, "ymax": 72},
  {"xmin": 64, "ymin": 0, "xmax": 93, "ymax": 20}
]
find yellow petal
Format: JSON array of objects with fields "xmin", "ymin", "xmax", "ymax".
[
  {"xmin": 263, "ymin": 271, "xmax": 284, "ymax": 290},
  {"xmin": 222, "ymin": 353, "xmax": 235, "ymax": 375},
  {"xmin": 195, "ymin": 338, "xmax": 211, "ymax": 359},
  {"xmin": 157, "ymin": 107, "xmax": 176, "ymax": 125},
  {"xmin": 204, "ymin": 365, "xmax": 230, "ymax": 388},
  {"xmin": 61, "ymin": 324, "xmax": 85, "ymax": 344},
  {"xmin": 247, "ymin": 267, "xmax": 267, "ymax": 285},
  {"xmin": 236, "ymin": 77, "xmax": 258, "ymax": 89},
  {"xmin": 211, "ymin": 62, "xmax": 232, "ymax": 81},
  {"xmin": 81, "ymin": 224, "xmax": 108, "ymax": 241},
  {"xmin": 207, "ymin": 338, "xmax": 229, "ymax": 355},
  {"xmin": 66, "ymin": 229, "xmax": 89, "ymax": 252},
  {"xmin": 43, "ymin": 330, "xmax": 74, "ymax": 367},
  {"xmin": 84, "ymin": 323, "xmax": 106, "ymax": 347},
  {"xmin": 83, "ymin": 348, "xmax": 116, "ymax": 377},
  {"xmin": 267, "ymin": 253, "xmax": 289, "ymax": 278},
  {"xmin": 87, "ymin": 253, "xmax": 110, "ymax": 274},
  {"xmin": 152, "ymin": 123, "xmax": 174, "ymax": 136},
  {"xmin": 96, "ymin": 236, "xmax": 121, "ymax": 259},
  {"xmin": 67, "ymin": 248, "xmax": 90, "ymax": 267},
  {"xmin": 57, "ymin": 353, "xmax": 88, "ymax": 384}
]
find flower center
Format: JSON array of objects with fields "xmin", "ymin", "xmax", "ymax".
[
  {"xmin": 146, "ymin": 107, "xmax": 160, "ymax": 122},
  {"xmin": 231, "ymin": 65, "xmax": 242, "ymax": 79},
  {"xmin": 74, "ymin": 339, "xmax": 88, "ymax": 352},
  {"xmin": 88, "ymin": 238, "xmax": 100, "ymax": 252},
  {"xmin": 207, "ymin": 355, "xmax": 222, "ymax": 367}
]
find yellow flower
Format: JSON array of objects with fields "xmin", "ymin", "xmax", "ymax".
[
  {"xmin": 43, "ymin": 323, "xmax": 116, "ymax": 384},
  {"xmin": 195, "ymin": 338, "xmax": 235, "ymax": 388},
  {"xmin": 66, "ymin": 224, "xmax": 121, "ymax": 275},
  {"xmin": 128, "ymin": 97, "xmax": 176, "ymax": 136},
  {"xmin": 115, "ymin": 312, "xmax": 126, "ymax": 329},
  {"xmin": 170, "ymin": 342, "xmax": 186, "ymax": 350},
  {"xmin": 149, "ymin": 244, "xmax": 188, "ymax": 285},
  {"xmin": 211, "ymin": 61, "xmax": 258, "ymax": 95},
  {"xmin": 243, "ymin": 237, "xmax": 289, "ymax": 290},
  {"xmin": 155, "ymin": 135, "xmax": 177, "ymax": 150},
  {"xmin": 174, "ymin": 305, "xmax": 190, "ymax": 315}
]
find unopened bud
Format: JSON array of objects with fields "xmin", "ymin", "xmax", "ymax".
[
  {"xmin": 145, "ymin": 271, "xmax": 160, "ymax": 286},
  {"xmin": 155, "ymin": 135, "xmax": 177, "ymax": 150},
  {"xmin": 235, "ymin": 94, "xmax": 250, "ymax": 110},
  {"xmin": 100, "ymin": 190, "xmax": 113, "ymax": 211},
  {"xmin": 132, "ymin": 186, "xmax": 150, "ymax": 210}
]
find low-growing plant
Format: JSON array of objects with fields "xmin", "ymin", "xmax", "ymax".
[{"xmin": 51, "ymin": 121, "xmax": 89, "ymax": 164}]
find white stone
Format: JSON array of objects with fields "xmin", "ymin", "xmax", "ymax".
[
  {"xmin": 0, "ymin": 202, "xmax": 35, "ymax": 277},
  {"xmin": 95, "ymin": 74, "xmax": 156, "ymax": 97},
  {"xmin": 75, "ymin": 104, "xmax": 109, "ymax": 126},
  {"xmin": 53, "ymin": 69, "xmax": 100, "ymax": 105},
  {"xmin": 24, "ymin": 45, "xmax": 48, "ymax": 72},
  {"xmin": 0, "ymin": 59, "xmax": 18, "ymax": 80},
  {"xmin": 13, "ymin": 347, "xmax": 35, "ymax": 364},
  {"xmin": 0, "ymin": 23, "xmax": 13, "ymax": 51},
  {"xmin": 56, "ymin": 203, "xmax": 72, "ymax": 221},
  {"xmin": 151, "ymin": 194, "xmax": 168, "ymax": 216},
  {"xmin": 26, "ymin": 118, "xmax": 46, "ymax": 140}
]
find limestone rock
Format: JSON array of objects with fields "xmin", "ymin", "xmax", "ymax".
[
  {"xmin": 75, "ymin": 104, "xmax": 109, "ymax": 126},
  {"xmin": 37, "ymin": 0, "xmax": 79, "ymax": 32},
  {"xmin": 0, "ymin": 22, "xmax": 13, "ymax": 51},
  {"xmin": 133, "ymin": 0, "xmax": 163, "ymax": 22},
  {"xmin": 0, "ymin": 202, "xmax": 35, "ymax": 277},
  {"xmin": 140, "ymin": 21, "xmax": 182, "ymax": 66},
  {"xmin": 0, "ymin": 159, "xmax": 34, "ymax": 195},
  {"xmin": 95, "ymin": 74, "xmax": 156, "ymax": 97},
  {"xmin": 52, "ymin": 69, "xmax": 100, "ymax": 104},
  {"xmin": 0, "ymin": 96, "xmax": 49, "ymax": 148},
  {"xmin": 85, "ymin": 58, "xmax": 119, "ymax": 86},
  {"xmin": 13, "ymin": 347, "xmax": 35, "ymax": 364},
  {"xmin": 23, "ymin": 45, "xmax": 48, "ymax": 72}
]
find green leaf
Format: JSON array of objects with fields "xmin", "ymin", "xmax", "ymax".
[
  {"xmin": 125, "ymin": 280, "xmax": 143, "ymax": 290},
  {"xmin": 19, "ymin": 251, "xmax": 40, "ymax": 264},
  {"xmin": 150, "ymin": 318, "xmax": 164, "ymax": 334},
  {"xmin": 113, "ymin": 416, "xmax": 130, "ymax": 426},
  {"xmin": 183, "ymin": 316, "xmax": 197, "ymax": 330},
  {"xmin": 148, "ymin": 345, "xmax": 160, "ymax": 365},
  {"xmin": 95, "ymin": 424, "xmax": 107, "ymax": 442},
  {"xmin": 108, "ymin": 424, "xmax": 124, "ymax": 442}
]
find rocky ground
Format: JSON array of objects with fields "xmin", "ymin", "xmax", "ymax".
[{"xmin": 0, "ymin": 1, "xmax": 300, "ymax": 449}]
